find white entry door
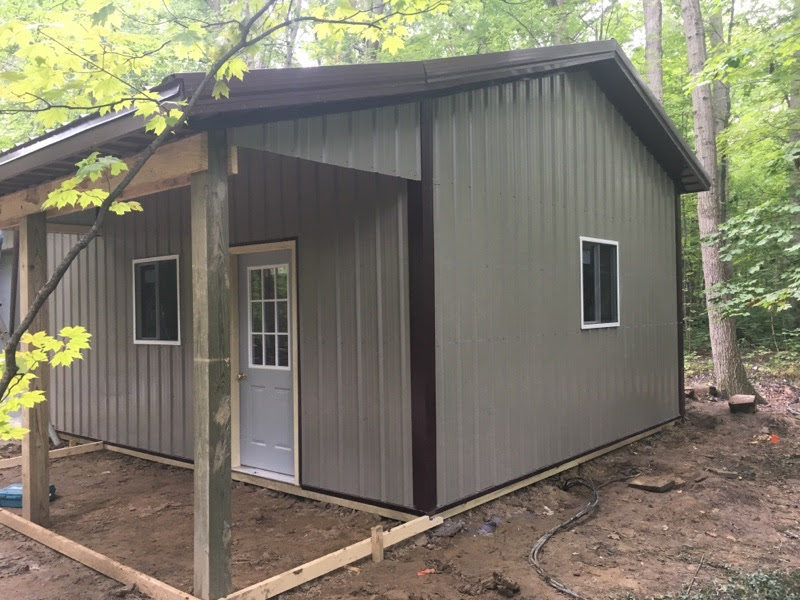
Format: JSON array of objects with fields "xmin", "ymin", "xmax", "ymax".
[{"xmin": 237, "ymin": 249, "xmax": 295, "ymax": 477}]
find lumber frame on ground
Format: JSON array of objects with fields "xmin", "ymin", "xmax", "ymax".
[
  {"xmin": 222, "ymin": 516, "xmax": 443, "ymax": 600},
  {"xmin": 0, "ymin": 441, "xmax": 104, "ymax": 470},
  {"xmin": 15, "ymin": 423, "xmax": 670, "ymax": 599},
  {"xmin": 0, "ymin": 508, "xmax": 199, "ymax": 600}
]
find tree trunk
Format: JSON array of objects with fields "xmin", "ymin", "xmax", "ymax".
[
  {"xmin": 284, "ymin": 0, "xmax": 303, "ymax": 67},
  {"xmin": 546, "ymin": 0, "xmax": 567, "ymax": 44},
  {"xmin": 709, "ymin": 5, "xmax": 732, "ymax": 221},
  {"xmin": 680, "ymin": 0, "xmax": 760, "ymax": 401},
  {"xmin": 643, "ymin": 0, "xmax": 663, "ymax": 103},
  {"xmin": 791, "ymin": 0, "xmax": 800, "ymax": 196}
]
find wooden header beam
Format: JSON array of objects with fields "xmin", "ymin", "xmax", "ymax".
[{"xmin": 0, "ymin": 135, "xmax": 239, "ymax": 229}]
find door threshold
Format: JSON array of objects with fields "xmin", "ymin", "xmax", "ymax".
[{"xmin": 234, "ymin": 465, "xmax": 296, "ymax": 485}]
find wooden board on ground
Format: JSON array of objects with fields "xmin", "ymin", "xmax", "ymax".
[
  {"xmin": 729, "ymin": 395, "xmax": 756, "ymax": 414},
  {"xmin": 628, "ymin": 476, "xmax": 676, "ymax": 493},
  {"xmin": 0, "ymin": 441, "xmax": 104, "ymax": 470},
  {"xmin": 224, "ymin": 516, "xmax": 443, "ymax": 600},
  {"xmin": 0, "ymin": 508, "xmax": 199, "ymax": 600}
]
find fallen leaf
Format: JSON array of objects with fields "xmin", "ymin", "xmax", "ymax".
[{"xmin": 706, "ymin": 531, "xmax": 718, "ymax": 538}]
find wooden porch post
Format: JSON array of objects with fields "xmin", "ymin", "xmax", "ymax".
[
  {"xmin": 19, "ymin": 212, "xmax": 50, "ymax": 525},
  {"xmin": 190, "ymin": 129, "xmax": 232, "ymax": 600}
]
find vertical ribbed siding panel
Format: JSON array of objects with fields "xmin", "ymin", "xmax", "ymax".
[
  {"xmin": 434, "ymin": 71, "xmax": 679, "ymax": 506},
  {"xmin": 47, "ymin": 145, "xmax": 412, "ymax": 507},
  {"xmin": 48, "ymin": 191, "xmax": 194, "ymax": 459},
  {"xmin": 229, "ymin": 149, "xmax": 413, "ymax": 507},
  {"xmin": 229, "ymin": 104, "xmax": 421, "ymax": 181}
]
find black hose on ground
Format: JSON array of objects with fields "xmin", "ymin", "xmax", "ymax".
[{"xmin": 528, "ymin": 477, "xmax": 599, "ymax": 600}]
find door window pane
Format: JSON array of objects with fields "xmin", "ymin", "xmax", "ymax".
[
  {"xmin": 248, "ymin": 263, "xmax": 291, "ymax": 368},
  {"xmin": 251, "ymin": 302, "xmax": 262, "ymax": 333},
  {"xmin": 276, "ymin": 267, "xmax": 288, "ymax": 299},
  {"xmin": 264, "ymin": 269, "xmax": 275, "ymax": 300},
  {"xmin": 250, "ymin": 270, "xmax": 262, "ymax": 300},
  {"xmin": 277, "ymin": 301, "xmax": 288, "ymax": 333},
  {"xmin": 264, "ymin": 301, "xmax": 275, "ymax": 333},
  {"xmin": 265, "ymin": 335, "xmax": 276, "ymax": 366},
  {"xmin": 277, "ymin": 335, "xmax": 289, "ymax": 367}
]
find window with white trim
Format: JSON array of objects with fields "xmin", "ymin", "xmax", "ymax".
[
  {"xmin": 133, "ymin": 256, "xmax": 180, "ymax": 344},
  {"xmin": 580, "ymin": 237, "xmax": 619, "ymax": 329}
]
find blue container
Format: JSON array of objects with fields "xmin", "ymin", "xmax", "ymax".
[{"xmin": 0, "ymin": 482, "xmax": 57, "ymax": 508}]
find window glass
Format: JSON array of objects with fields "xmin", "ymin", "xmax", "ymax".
[
  {"xmin": 134, "ymin": 257, "xmax": 180, "ymax": 343},
  {"xmin": 249, "ymin": 265, "xmax": 291, "ymax": 368},
  {"xmin": 581, "ymin": 239, "xmax": 619, "ymax": 327},
  {"xmin": 582, "ymin": 248, "xmax": 596, "ymax": 323}
]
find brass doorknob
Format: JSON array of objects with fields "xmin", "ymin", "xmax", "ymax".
[{"xmin": 236, "ymin": 372, "xmax": 247, "ymax": 381}]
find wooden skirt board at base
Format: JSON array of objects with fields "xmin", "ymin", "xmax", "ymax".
[
  {"xmin": 0, "ymin": 504, "xmax": 440, "ymax": 600},
  {"xmin": 0, "ymin": 441, "xmax": 104, "ymax": 470},
  {"xmin": 0, "ymin": 508, "xmax": 199, "ymax": 600},
  {"xmin": 58, "ymin": 420, "xmax": 671, "ymax": 521}
]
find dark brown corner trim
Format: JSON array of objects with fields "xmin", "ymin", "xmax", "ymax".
[
  {"xmin": 408, "ymin": 99, "xmax": 437, "ymax": 513},
  {"xmin": 675, "ymin": 182, "xmax": 686, "ymax": 417}
]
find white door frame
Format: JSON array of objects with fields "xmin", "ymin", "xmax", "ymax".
[{"xmin": 229, "ymin": 240, "xmax": 300, "ymax": 484}]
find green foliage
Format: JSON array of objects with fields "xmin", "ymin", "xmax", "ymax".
[
  {"xmin": 0, "ymin": 327, "xmax": 91, "ymax": 440},
  {"xmin": 715, "ymin": 199, "xmax": 800, "ymax": 314},
  {"xmin": 639, "ymin": 569, "xmax": 800, "ymax": 600}
]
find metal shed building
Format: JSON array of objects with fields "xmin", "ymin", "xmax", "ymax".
[{"xmin": 0, "ymin": 40, "xmax": 708, "ymax": 599}]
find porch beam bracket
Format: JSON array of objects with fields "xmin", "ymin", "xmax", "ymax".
[{"xmin": 190, "ymin": 128, "xmax": 233, "ymax": 600}]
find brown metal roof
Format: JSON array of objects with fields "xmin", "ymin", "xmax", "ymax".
[{"xmin": 0, "ymin": 40, "xmax": 710, "ymax": 194}]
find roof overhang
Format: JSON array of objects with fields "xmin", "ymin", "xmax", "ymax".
[{"xmin": 0, "ymin": 40, "xmax": 710, "ymax": 197}]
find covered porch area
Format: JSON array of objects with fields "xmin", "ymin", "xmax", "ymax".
[{"xmin": 0, "ymin": 118, "xmax": 438, "ymax": 598}]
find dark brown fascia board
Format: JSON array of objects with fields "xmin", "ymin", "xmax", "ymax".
[
  {"xmin": 597, "ymin": 51, "xmax": 712, "ymax": 192},
  {"xmin": 0, "ymin": 82, "xmax": 183, "ymax": 183},
  {"xmin": 0, "ymin": 41, "xmax": 709, "ymax": 193},
  {"xmin": 173, "ymin": 42, "xmax": 616, "ymax": 116}
]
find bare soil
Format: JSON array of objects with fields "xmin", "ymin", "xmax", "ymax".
[{"xmin": 1, "ymin": 381, "xmax": 799, "ymax": 600}]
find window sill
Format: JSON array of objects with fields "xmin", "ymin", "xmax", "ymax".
[{"xmin": 581, "ymin": 322, "xmax": 620, "ymax": 330}]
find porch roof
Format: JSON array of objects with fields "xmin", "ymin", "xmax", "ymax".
[{"xmin": 0, "ymin": 40, "xmax": 710, "ymax": 196}]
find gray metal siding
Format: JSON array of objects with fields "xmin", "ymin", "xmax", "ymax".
[
  {"xmin": 229, "ymin": 104, "xmax": 421, "ymax": 181},
  {"xmin": 47, "ymin": 148, "xmax": 413, "ymax": 507},
  {"xmin": 48, "ymin": 189, "xmax": 194, "ymax": 457},
  {"xmin": 230, "ymin": 150, "xmax": 413, "ymax": 506},
  {"xmin": 433, "ymin": 71, "xmax": 679, "ymax": 506}
]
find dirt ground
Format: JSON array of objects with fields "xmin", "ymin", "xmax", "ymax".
[{"xmin": 1, "ymin": 376, "xmax": 799, "ymax": 600}]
